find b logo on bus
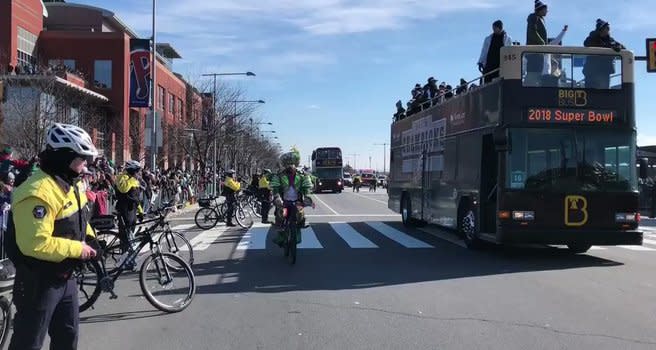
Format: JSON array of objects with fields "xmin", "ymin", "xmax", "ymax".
[
  {"xmin": 565, "ymin": 195, "xmax": 588, "ymax": 227},
  {"xmin": 558, "ymin": 90, "xmax": 587, "ymax": 107}
]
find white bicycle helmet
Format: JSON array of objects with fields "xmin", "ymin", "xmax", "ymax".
[
  {"xmin": 47, "ymin": 123, "xmax": 98, "ymax": 157},
  {"xmin": 125, "ymin": 160, "xmax": 142, "ymax": 171}
]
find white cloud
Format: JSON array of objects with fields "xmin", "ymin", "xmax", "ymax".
[{"xmin": 307, "ymin": 104, "xmax": 320, "ymax": 109}]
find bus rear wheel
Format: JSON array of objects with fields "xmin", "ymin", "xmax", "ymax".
[{"xmin": 566, "ymin": 244, "xmax": 592, "ymax": 254}]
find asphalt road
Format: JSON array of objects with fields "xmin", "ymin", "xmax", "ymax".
[{"xmin": 33, "ymin": 188, "xmax": 656, "ymax": 349}]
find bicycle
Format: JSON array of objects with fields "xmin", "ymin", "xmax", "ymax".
[
  {"xmin": 91, "ymin": 206, "xmax": 194, "ymax": 271},
  {"xmin": 280, "ymin": 197, "xmax": 315, "ymax": 265},
  {"xmin": 194, "ymin": 194, "xmax": 254, "ymax": 229},
  {"xmin": 78, "ymin": 208, "xmax": 196, "ymax": 313},
  {"xmin": 0, "ymin": 259, "xmax": 14, "ymax": 349}
]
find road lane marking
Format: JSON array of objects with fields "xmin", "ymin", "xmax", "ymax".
[
  {"xmin": 237, "ymin": 224, "xmax": 270, "ymax": 250},
  {"xmin": 349, "ymin": 192, "xmax": 389, "ymax": 205},
  {"xmin": 589, "ymin": 246, "xmax": 607, "ymax": 250},
  {"xmin": 365, "ymin": 222, "xmax": 433, "ymax": 248},
  {"xmin": 617, "ymin": 245, "xmax": 656, "ymax": 251},
  {"xmin": 185, "ymin": 226, "xmax": 231, "ymax": 251},
  {"xmin": 312, "ymin": 195, "xmax": 339, "ymax": 215},
  {"xmin": 330, "ymin": 223, "xmax": 378, "ymax": 248},
  {"xmin": 298, "ymin": 226, "xmax": 323, "ymax": 249}
]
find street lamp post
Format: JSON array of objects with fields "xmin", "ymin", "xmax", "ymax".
[
  {"xmin": 150, "ymin": 0, "xmax": 157, "ymax": 171},
  {"xmin": 374, "ymin": 143, "xmax": 389, "ymax": 174},
  {"xmin": 200, "ymin": 72, "xmax": 256, "ymax": 196}
]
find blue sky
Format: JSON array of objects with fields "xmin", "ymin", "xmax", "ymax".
[{"xmin": 78, "ymin": 0, "xmax": 655, "ymax": 171}]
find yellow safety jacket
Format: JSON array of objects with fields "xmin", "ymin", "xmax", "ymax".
[
  {"xmin": 258, "ymin": 176, "xmax": 270, "ymax": 189},
  {"xmin": 11, "ymin": 169, "xmax": 94, "ymax": 274},
  {"xmin": 116, "ymin": 173, "xmax": 143, "ymax": 214},
  {"xmin": 224, "ymin": 177, "xmax": 241, "ymax": 193}
]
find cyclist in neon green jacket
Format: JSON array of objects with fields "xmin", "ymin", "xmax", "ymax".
[{"xmin": 270, "ymin": 147, "xmax": 313, "ymax": 246}]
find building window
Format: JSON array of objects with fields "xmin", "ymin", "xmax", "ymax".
[
  {"xmin": 178, "ymin": 98, "xmax": 184, "ymax": 119},
  {"xmin": 93, "ymin": 60, "xmax": 112, "ymax": 89},
  {"xmin": 158, "ymin": 86, "xmax": 165, "ymax": 110},
  {"xmin": 169, "ymin": 93, "xmax": 175, "ymax": 113},
  {"xmin": 16, "ymin": 26, "xmax": 38, "ymax": 69}
]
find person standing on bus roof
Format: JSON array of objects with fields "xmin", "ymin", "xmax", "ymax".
[
  {"xmin": 525, "ymin": 0, "xmax": 549, "ymax": 86},
  {"xmin": 583, "ymin": 19, "xmax": 625, "ymax": 89},
  {"xmin": 478, "ymin": 20, "xmax": 513, "ymax": 84}
]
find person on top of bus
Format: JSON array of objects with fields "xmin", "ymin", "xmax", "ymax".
[
  {"xmin": 478, "ymin": 20, "xmax": 513, "ymax": 84},
  {"xmin": 583, "ymin": 19, "xmax": 625, "ymax": 90},
  {"xmin": 423, "ymin": 77, "xmax": 439, "ymax": 101},
  {"xmin": 525, "ymin": 0, "xmax": 549, "ymax": 86},
  {"xmin": 456, "ymin": 78, "xmax": 468, "ymax": 95}
]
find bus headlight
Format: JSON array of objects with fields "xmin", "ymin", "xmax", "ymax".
[
  {"xmin": 512, "ymin": 211, "xmax": 535, "ymax": 221},
  {"xmin": 319, "ymin": 182, "xmax": 323, "ymax": 186},
  {"xmin": 337, "ymin": 181, "xmax": 342, "ymax": 186},
  {"xmin": 615, "ymin": 213, "xmax": 638, "ymax": 223}
]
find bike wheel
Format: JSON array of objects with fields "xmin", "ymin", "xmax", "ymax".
[
  {"xmin": 0, "ymin": 296, "xmax": 12, "ymax": 349},
  {"xmin": 235, "ymin": 205, "xmax": 254, "ymax": 229},
  {"xmin": 194, "ymin": 207, "xmax": 219, "ymax": 230},
  {"xmin": 158, "ymin": 231, "xmax": 194, "ymax": 267},
  {"xmin": 75, "ymin": 259, "xmax": 102, "ymax": 312},
  {"xmin": 287, "ymin": 228, "xmax": 297, "ymax": 265},
  {"xmin": 139, "ymin": 253, "xmax": 195, "ymax": 313}
]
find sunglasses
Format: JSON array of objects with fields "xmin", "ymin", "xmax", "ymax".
[{"xmin": 76, "ymin": 155, "xmax": 95, "ymax": 163}]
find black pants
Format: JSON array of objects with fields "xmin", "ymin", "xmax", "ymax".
[
  {"xmin": 225, "ymin": 194, "xmax": 236, "ymax": 224},
  {"xmin": 9, "ymin": 267, "xmax": 79, "ymax": 350},
  {"xmin": 117, "ymin": 209, "xmax": 137, "ymax": 252},
  {"xmin": 260, "ymin": 199, "xmax": 271, "ymax": 222}
]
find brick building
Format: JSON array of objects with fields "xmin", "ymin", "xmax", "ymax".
[{"xmin": 0, "ymin": 0, "xmax": 205, "ymax": 168}]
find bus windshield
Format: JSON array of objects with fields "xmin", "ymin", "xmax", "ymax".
[
  {"xmin": 315, "ymin": 168, "xmax": 343, "ymax": 179},
  {"xmin": 316, "ymin": 149, "xmax": 342, "ymax": 159},
  {"xmin": 522, "ymin": 52, "xmax": 622, "ymax": 90},
  {"xmin": 507, "ymin": 128, "xmax": 636, "ymax": 192}
]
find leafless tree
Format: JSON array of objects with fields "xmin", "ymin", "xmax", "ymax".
[{"xmin": 0, "ymin": 72, "xmax": 107, "ymax": 159}]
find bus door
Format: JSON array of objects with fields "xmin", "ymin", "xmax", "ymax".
[{"xmin": 481, "ymin": 134, "xmax": 498, "ymax": 233}]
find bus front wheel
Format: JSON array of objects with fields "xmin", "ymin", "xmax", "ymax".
[
  {"xmin": 458, "ymin": 202, "xmax": 483, "ymax": 249},
  {"xmin": 566, "ymin": 244, "xmax": 592, "ymax": 254}
]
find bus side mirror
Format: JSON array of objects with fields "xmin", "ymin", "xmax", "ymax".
[
  {"xmin": 639, "ymin": 158, "xmax": 649, "ymax": 179},
  {"xmin": 493, "ymin": 129, "xmax": 510, "ymax": 152}
]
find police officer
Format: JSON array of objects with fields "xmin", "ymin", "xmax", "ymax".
[
  {"xmin": 115, "ymin": 160, "xmax": 143, "ymax": 260},
  {"xmin": 7, "ymin": 123, "xmax": 98, "ymax": 350},
  {"xmin": 222, "ymin": 169, "xmax": 240, "ymax": 227},
  {"xmin": 258, "ymin": 169, "xmax": 273, "ymax": 224}
]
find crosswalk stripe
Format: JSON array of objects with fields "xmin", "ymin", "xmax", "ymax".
[
  {"xmin": 329, "ymin": 223, "xmax": 378, "ymax": 248},
  {"xmin": 298, "ymin": 227, "xmax": 323, "ymax": 249},
  {"xmin": 617, "ymin": 245, "xmax": 656, "ymax": 251},
  {"xmin": 590, "ymin": 246, "xmax": 607, "ymax": 250},
  {"xmin": 365, "ymin": 222, "xmax": 433, "ymax": 248},
  {"xmin": 642, "ymin": 238, "xmax": 656, "ymax": 245},
  {"xmin": 237, "ymin": 225, "xmax": 270, "ymax": 250},
  {"xmin": 186, "ymin": 227, "xmax": 230, "ymax": 251},
  {"xmin": 171, "ymin": 223, "xmax": 196, "ymax": 231}
]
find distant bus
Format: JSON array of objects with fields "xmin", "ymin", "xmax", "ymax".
[
  {"xmin": 388, "ymin": 45, "xmax": 642, "ymax": 253},
  {"xmin": 311, "ymin": 147, "xmax": 344, "ymax": 193}
]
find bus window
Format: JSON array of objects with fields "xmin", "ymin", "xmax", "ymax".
[{"xmin": 522, "ymin": 52, "xmax": 622, "ymax": 90}]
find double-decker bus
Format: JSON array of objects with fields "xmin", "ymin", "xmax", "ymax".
[
  {"xmin": 311, "ymin": 147, "xmax": 344, "ymax": 193},
  {"xmin": 388, "ymin": 45, "xmax": 642, "ymax": 253}
]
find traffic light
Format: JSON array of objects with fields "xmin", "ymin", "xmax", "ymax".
[{"xmin": 647, "ymin": 38, "xmax": 656, "ymax": 73}]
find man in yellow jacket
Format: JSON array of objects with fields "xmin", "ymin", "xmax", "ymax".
[
  {"xmin": 222, "ymin": 169, "xmax": 240, "ymax": 227},
  {"xmin": 6, "ymin": 123, "xmax": 98, "ymax": 350},
  {"xmin": 115, "ymin": 160, "xmax": 143, "ymax": 258},
  {"xmin": 258, "ymin": 169, "xmax": 273, "ymax": 224}
]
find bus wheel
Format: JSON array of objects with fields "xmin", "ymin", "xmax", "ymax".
[
  {"xmin": 566, "ymin": 244, "xmax": 592, "ymax": 254},
  {"xmin": 459, "ymin": 204, "xmax": 482, "ymax": 249},
  {"xmin": 401, "ymin": 195, "xmax": 413, "ymax": 227}
]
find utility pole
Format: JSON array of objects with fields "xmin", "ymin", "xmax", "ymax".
[
  {"xmin": 149, "ymin": 0, "xmax": 157, "ymax": 171},
  {"xmin": 347, "ymin": 153, "xmax": 359, "ymax": 171},
  {"xmin": 374, "ymin": 142, "xmax": 389, "ymax": 174}
]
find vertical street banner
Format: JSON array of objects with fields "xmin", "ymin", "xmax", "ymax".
[{"xmin": 129, "ymin": 39, "xmax": 151, "ymax": 108}]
